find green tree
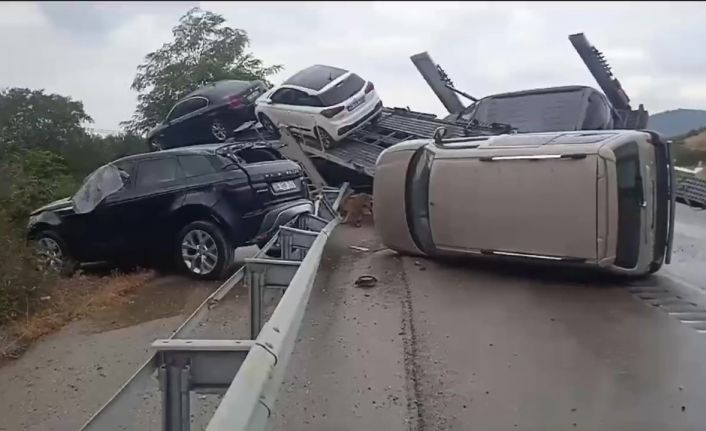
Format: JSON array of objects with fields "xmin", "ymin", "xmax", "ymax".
[
  {"xmin": 0, "ymin": 88, "xmax": 93, "ymax": 155},
  {"xmin": 0, "ymin": 150, "xmax": 76, "ymax": 223},
  {"xmin": 122, "ymin": 7, "xmax": 282, "ymax": 135},
  {"xmin": 60, "ymin": 132, "xmax": 148, "ymax": 179}
]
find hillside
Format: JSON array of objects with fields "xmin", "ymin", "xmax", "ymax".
[
  {"xmin": 684, "ymin": 128, "xmax": 706, "ymax": 152},
  {"xmin": 648, "ymin": 109, "xmax": 706, "ymax": 138}
]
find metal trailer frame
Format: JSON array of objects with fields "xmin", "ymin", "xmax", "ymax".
[
  {"xmin": 675, "ymin": 167, "xmax": 706, "ymax": 208},
  {"xmin": 79, "ymin": 182, "xmax": 351, "ymax": 431}
]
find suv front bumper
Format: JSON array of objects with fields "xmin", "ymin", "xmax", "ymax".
[{"xmin": 251, "ymin": 198, "xmax": 315, "ymax": 245}]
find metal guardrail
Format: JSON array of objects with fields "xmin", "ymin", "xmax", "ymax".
[
  {"xmin": 79, "ymin": 184, "xmax": 351, "ymax": 431},
  {"xmin": 675, "ymin": 167, "xmax": 706, "ymax": 208}
]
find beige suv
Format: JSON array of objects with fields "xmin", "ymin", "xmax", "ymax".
[{"xmin": 373, "ymin": 130, "xmax": 675, "ymax": 276}]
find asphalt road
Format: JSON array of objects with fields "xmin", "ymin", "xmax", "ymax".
[
  {"xmin": 271, "ymin": 205, "xmax": 706, "ymax": 431},
  {"xmin": 2, "ymin": 206, "xmax": 706, "ymax": 431}
]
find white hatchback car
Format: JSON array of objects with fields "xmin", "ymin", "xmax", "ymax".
[{"xmin": 255, "ymin": 65, "xmax": 383, "ymax": 148}]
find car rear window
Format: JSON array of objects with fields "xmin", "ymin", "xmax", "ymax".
[
  {"xmin": 318, "ymin": 74, "xmax": 365, "ymax": 107},
  {"xmin": 178, "ymin": 155, "xmax": 216, "ymax": 177},
  {"xmin": 136, "ymin": 158, "xmax": 182, "ymax": 188}
]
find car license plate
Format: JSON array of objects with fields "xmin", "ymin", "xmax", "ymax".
[
  {"xmin": 272, "ymin": 180, "xmax": 297, "ymax": 192},
  {"xmin": 347, "ymin": 96, "xmax": 365, "ymax": 111}
]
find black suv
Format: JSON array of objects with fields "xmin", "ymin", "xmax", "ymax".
[
  {"xmin": 27, "ymin": 143, "xmax": 312, "ymax": 279},
  {"xmin": 147, "ymin": 80, "xmax": 266, "ymax": 151}
]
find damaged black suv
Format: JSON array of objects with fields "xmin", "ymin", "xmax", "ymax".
[{"xmin": 27, "ymin": 143, "xmax": 312, "ymax": 279}]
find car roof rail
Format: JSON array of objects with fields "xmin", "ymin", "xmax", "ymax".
[{"xmin": 432, "ymin": 127, "xmax": 488, "ymax": 149}]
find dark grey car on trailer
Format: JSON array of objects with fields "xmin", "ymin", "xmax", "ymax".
[{"xmin": 147, "ymin": 80, "xmax": 267, "ymax": 151}]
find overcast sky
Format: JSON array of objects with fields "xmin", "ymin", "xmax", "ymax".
[{"xmin": 2, "ymin": 1, "xmax": 704, "ymax": 132}]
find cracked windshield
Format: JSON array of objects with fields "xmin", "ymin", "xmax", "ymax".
[{"xmin": 1, "ymin": 2, "xmax": 706, "ymax": 431}]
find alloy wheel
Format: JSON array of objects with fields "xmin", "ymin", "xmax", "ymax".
[
  {"xmin": 181, "ymin": 229, "xmax": 219, "ymax": 275},
  {"xmin": 260, "ymin": 115, "xmax": 278, "ymax": 136},
  {"xmin": 150, "ymin": 139, "xmax": 164, "ymax": 151},
  {"xmin": 317, "ymin": 127, "xmax": 335, "ymax": 149},
  {"xmin": 211, "ymin": 119, "xmax": 228, "ymax": 141},
  {"xmin": 36, "ymin": 237, "xmax": 64, "ymax": 273}
]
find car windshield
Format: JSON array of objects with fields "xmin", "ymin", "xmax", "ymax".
[{"xmin": 72, "ymin": 163, "xmax": 125, "ymax": 214}]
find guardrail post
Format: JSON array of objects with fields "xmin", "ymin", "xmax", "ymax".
[
  {"xmin": 159, "ymin": 360, "xmax": 191, "ymax": 431},
  {"xmin": 316, "ymin": 195, "xmax": 337, "ymax": 221},
  {"xmin": 279, "ymin": 226, "xmax": 318, "ymax": 261},
  {"xmin": 249, "ymin": 270, "xmax": 264, "ymax": 340}
]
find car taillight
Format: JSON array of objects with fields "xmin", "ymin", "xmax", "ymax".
[
  {"xmin": 321, "ymin": 106, "xmax": 345, "ymax": 118},
  {"xmin": 227, "ymin": 95, "xmax": 243, "ymax": 109},
  {"xmin": 365, "ymin": 82, "xmax": 374, "ymax": 94}
]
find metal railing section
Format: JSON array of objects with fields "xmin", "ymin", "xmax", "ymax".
[
  {"xmin": 79, "ymin": 183, "xmax": 351, "ymax": 431},
  {"xmin": 675, "ymin": 166, "xmax": 706, "ymax": 208}
]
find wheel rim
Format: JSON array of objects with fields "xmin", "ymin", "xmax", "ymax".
[
  {"xmin": 261, "ymin": 116, "xmax": 277, "ymax": 134},
  {"xmin": 211, "ymin": 119, "xmax": 228, "ymax": 141},
  {"xmin": 36, "ymin": 237, "xmax": 64, "ymax": 272},
  {"xmin": 181, "ymin": 229, "xmax": 219, "ymax": 275},
  {"xmin": 318, "ymin": 128, "xmax": 334, "ymax": 148}
]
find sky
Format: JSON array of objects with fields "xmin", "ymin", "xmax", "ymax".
[{"xmin": 1, "ymin": 1, "xmax": 705, "ymax": 132}]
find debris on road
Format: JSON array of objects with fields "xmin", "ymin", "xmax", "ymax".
[
  {"xmin": 349, "ymin": 245, "xmax": 370, "ymax": 252},
  {"xmin": 354, "ymin": 275, "xmax": 378, "ymax": 289}
]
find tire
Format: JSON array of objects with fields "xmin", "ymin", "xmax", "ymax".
[
  {"xmin": 371, "ymin": 112, "xmax": 382, "ymax": 124},
  {"xmin": 210, "ymin": 118, "xmax": 230, "ymax": 142},
  {"xmin": 648, "ymin": 260, "xmax": 663, "ymax": 274},
  {"xmin": 175, "ymin": 221, "xmax": 234, "ymax": 280},
  {"xmin": 34, "ymin": 231, "xmax": 78, "ymax": 277},
  {"xmin": 258, "ymin": 113, "xmax": 280, "ymax": 138},
  {"xmin": 316, "ymin": 126, "xmax": 336, "ymax": 150}
]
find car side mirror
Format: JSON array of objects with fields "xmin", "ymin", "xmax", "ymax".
[
  {"xmin": 119, "ymin": 170, "xmax": 131, "ymax": 185},
  {"xmin": 264, "ymin": 99, "xmax": 273, "ymax": 105}
]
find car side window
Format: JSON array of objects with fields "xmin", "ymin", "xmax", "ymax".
[
  {"xmin": 270, "ymin": 89, "xmax": 296, "ymax": 105},
  {"xmin": 167, "ymin": 97, "xmax": 208, "ymax": 121},
  {"xmin": 113, "ymin": 160, "xmax": 134, "ymax": 189},
  {"xmin": 178, "ymin": 155, "xmax": 216, "ymax": 178},
  {"xmin": 291, "ymin": 91, "xmax": 323, "ymax": 107},
  {"xmin": 135, "ymin": 158, "xmax": 183, "ymax": 189}
]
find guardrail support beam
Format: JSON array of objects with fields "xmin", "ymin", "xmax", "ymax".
[{"xmin": 246, "ymin": 259, "xmax": 301, "ymax": 339}]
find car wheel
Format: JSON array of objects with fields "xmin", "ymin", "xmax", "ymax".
[
  {"xmin": 211, "ymin": 118, "xmax": 229, "ymax": 142},
  {"xmin": 316, "ymin": 127, "xmax": 336, "ymax": 150},
  {"xmin": 258, "ymin": 113, "xmax": 280, "ymax": 138},
  {"xmin": 176, "ymin": 221, "xmax": 233, "ymax": 280},
  {"xmin": 149, "ymin": 138, "xmax": 164, "ymax": 152},
  {"xmin": 34, "ymin": 231, "xmax": 78, "ymax": 276}
]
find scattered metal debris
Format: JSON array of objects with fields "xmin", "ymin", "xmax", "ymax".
[
  {"xmin": 354, "ymin": 275, "xmax": 378, "ymax": 288},
  {"xmin": 349, "ymin": 246, "xmax": 370, "ymax": 252}
]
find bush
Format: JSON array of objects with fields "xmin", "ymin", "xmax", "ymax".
[
  {"xmin": 0, "ymin": 150, "xmax": 77, "ymax": 224},
  {"xmin": 0, "ymin": 212, "xmax": 54, "ymax": 324}
]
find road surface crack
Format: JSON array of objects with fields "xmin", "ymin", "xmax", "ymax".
[{"xmin": 398, "ymin": 256, "xmax": 426, "ymax": 431}]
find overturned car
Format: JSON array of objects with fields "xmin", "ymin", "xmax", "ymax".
[
  {"xmin": 374, "ymin": 129, "xmax": 675, "ymax": 276},
  {"xmin": 28, "ymin": 143, "xmax": 312, "ymax": 279}
]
